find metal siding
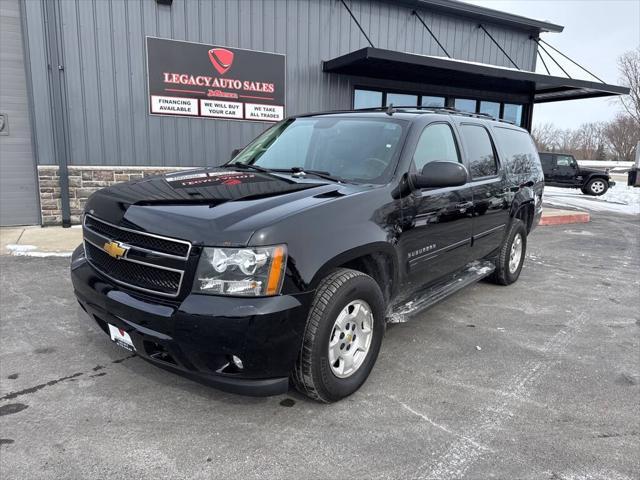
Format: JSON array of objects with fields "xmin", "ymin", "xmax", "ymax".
[
  {"xmin": 24, "ymin": 0, "xmax": 537, "ymax": 168},
  {"xmin": 0, "ymin": 0, "xmax": 40, "ymax": 225}
]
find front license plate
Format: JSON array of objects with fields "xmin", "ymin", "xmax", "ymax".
[{"xmin": 108, "ymin": 324, "xmax": 136, "ymax": 352}]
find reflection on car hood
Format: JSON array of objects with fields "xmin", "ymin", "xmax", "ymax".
[{"xmin": 83, "ymin": 167, "xmax": 359, "ymax": 245}]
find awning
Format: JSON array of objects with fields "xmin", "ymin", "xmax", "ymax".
[{"xmin": 322, "ymin": 47, "xmax": 629, "ymax": 103}]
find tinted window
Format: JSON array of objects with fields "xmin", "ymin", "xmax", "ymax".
[
  {"xmin": 421, "ymin": 96, "xmax": 445, "ymax": 108},
  {"xmin": 354, "ymin": 89, "xmax": 382, "ymax": 109},
  {"xmin": 234, "ymin": 118, "xmax": 405, "ymax": 184},
  {"xmin": 413, "ymin": 123, "xmax": 460, "ymax": 172},
  {"xmin": 455, "ymin": 98, "xmax": 477, "ymax": 113},
  {"xmin": 460, "ymin": 124, "xmax": 498, "ymax": 178},
  {"xmin": 502, "ymin": 104, "xmax": 523, "ymax": 126},
  {"xmin": 252, "ymin": 122, "xmax": 313, "ymax": 169},
  {"xmin": 539, "ymin": 153, "xmax": 553, "ymax": 168},
  {"xmin": 386, "ymin": 93, "xmax": 418, "ymax": 106},
  {"xmin": 493, "ymin": 127, "xmax": 541, "ymax": 178}
]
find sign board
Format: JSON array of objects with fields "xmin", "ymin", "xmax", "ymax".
[{"xmin": 146, "ymin": 37, "xmax": 285, "ymax": 122}]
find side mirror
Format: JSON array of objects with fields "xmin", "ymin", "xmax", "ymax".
[
  {"xmin": 411, "ymin": 161, "xmax": 468, "ymax": 189},
  {"xmin": 230, "ymin": 148, "xmax": 242, "ymax": 161}
]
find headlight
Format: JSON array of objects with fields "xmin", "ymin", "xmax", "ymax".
[{"xmin": 193, "ymin": 245, "xmax": 287, "ymax": 296}]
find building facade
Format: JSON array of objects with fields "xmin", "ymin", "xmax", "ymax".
[{"xmin": 0, "ymin": 0, "xmax": 627, "ymax": 226}]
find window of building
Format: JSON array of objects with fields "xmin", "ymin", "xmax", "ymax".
[
  {"xmin": 413, "ymin": 123, "xmax": 460, "ymax": 172},
  {"xmin": 421, "ymin": 96, "xmax": 445, "ymax": 108},
  {"xmin": 479, "ymin": 101, "xmax": 500, "ymax": 119},
  {"xmin": 502, "ymin": 103, "xmax": 523, "ymax": 125},
  {"xmin": 354, "ymin": 89, "xmax": 383, "ymax": 109},
  {"xmin": 460, "ymin": 124, "xmax": 498, "ymax": 178},
  {"xmin": 352, "ymin": 89, "xmax": 526, "ymax": 127},
  {"xmin": 386, "ymin": 93, "xmax": 418, "ymax": 107},
  {"xmin": 454, "ymin": 98, "xmax": 477, "ymax": 113}
]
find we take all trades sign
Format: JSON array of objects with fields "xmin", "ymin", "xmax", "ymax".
[{"xmin": 146, "ymin": 37, "xmax": 285, "ymax": 122}]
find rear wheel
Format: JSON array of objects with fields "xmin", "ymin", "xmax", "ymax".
[
  {"xmin": 488, "ymin": 219, "xmax": 527, "ymax": 286},
  {"xmin": 585, "ymin": 178, "xmax": 608, "ymax": 196},
  {"xmin": 292, "ymin": 268, "xmax": 385, "ymax": 403}
]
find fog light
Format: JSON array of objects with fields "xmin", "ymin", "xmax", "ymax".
[{"xmin": 232, "ymin": 355, "xmax": 244, "ymax": 369}]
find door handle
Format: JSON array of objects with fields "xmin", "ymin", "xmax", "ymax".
[{"xmin": 456, "ymin": 201, "xmax": 473, "ymax": 210}]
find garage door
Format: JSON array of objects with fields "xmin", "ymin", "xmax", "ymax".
[{"xmin": 0, "ymin": 0, "xmax": 40, "ymax": 226}]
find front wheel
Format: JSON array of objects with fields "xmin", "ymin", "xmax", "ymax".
[
  {"xmin": 585, "ymin": 178, "xmax": 608, "ymax": 196},
  {"xmin": 291, "ymin": 268, "xmax": 385, "ymax": 403},
  {"xmin": 488, "ymin": 219, "xmax": 527, "ymax": 286}
]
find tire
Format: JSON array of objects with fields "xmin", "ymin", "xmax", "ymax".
[
  {"xmin": 488, "ymin": 218, "xmax": 527, "ymax": 286},
  {"xmin": 584, "ymin": 178, "xmax": 608, "ymax": 196},
  {"xmin": 292, "ymin": 268, "xmax": 385, "ymax": 403}
]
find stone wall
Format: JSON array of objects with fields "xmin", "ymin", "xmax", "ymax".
[{"xmin": 37, "ymin": 166, "xmax": 189, "ymax": 225}]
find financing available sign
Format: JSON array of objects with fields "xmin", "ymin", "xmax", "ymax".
[{"xmin": 146, "ymin": 37, "xmax": 285, "ymax": 122}]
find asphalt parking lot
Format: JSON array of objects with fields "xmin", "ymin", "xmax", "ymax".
[{"xmin": 1, "ymin": 212, "xmax": 638, "ymax": 480}]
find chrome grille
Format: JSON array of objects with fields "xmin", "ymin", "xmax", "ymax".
[
  {"xmin": 84, "ymin": 215, "xmax": 190, "ymax": 258},
  {"xmin": 82, "ymin": 214, "xmax": 191, "ymax": 297}
]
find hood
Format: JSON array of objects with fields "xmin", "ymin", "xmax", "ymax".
[
  {"xmin": 579, "ymin": 166, "xmax": 610, "ymax": 176},
  {"xmin": 84, "ymin": 167, "xmax": 358, "ymax": 245}
]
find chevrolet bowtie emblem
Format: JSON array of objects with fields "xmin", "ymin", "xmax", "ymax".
[{"xmin": 103, "ymin": 241, "xmax": 128, "ymax": 259}]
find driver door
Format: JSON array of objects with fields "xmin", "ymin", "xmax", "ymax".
[
  {"xmin": 552, "ymin": 154, "xmax": 578, "ymax": 184},
  {"xmin": 398, "ymin": 122, "xmax": 474, "ymax": 290}
]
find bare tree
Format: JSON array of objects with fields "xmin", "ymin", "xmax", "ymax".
[
  {"xmin": 531, "ymin": 123, "xmax": 560, "ymax": 151},
  {"xmin": 618, "ymin": 47, "xmax": 640, "ymax": 127},
  {"xmin": 573, "ymin": 122, "xmax": 606, "ymax": 159},
  {"xmin": 604, "ymin": 113, "xmax": 640, "ymax": 161}
]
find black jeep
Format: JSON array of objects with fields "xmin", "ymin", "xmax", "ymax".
[
  {"xmin": 539, "ymin": 152, "xmax": 615, "ymax": 195},
  {"xmin": 71, "ymin": 107, "xmax": 543, "ymax": 402}
]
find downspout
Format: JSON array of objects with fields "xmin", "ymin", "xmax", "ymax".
[{"xmin": 44, "ymin": 0, "xmax": 72, "ymax": 227}]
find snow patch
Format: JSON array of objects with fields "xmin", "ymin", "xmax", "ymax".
[
  {"xmin": 544, "ymin": 183, "xmax": 640, "ymax": 216},
  {"xmin": 562, "ymin": 229, "xmax": 595, "ymax": 236},
  {"xmin": 6, "ymin": 244, "xmax": 72, "ymax": 257}
]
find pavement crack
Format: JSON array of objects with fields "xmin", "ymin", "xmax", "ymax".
[
  {"xmin": 0, "ymin": 354, "xmax": 136, "ymax": 402},
  {"xmin": 112, "ymin": 354, "xmax": 136, "ymax": 364},
  {"xmin": 0, "ymin": 403, "xmax": 29, "ymax": 416},
  {"xmin": 0, "ymin": 373, "xmax": 84, "ymax": 401}
]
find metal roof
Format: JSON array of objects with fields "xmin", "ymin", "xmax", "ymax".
[
  {"xmin": 323, "ymin": 47, "xmax": 630, "ymax": 103},
  {"xmin": 382, "ymin": 0, "xmax": 564, "ymax": 33}
]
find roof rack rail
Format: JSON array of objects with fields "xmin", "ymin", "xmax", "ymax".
[
  {"xmin": 307, "ymin": 106, "xmax": 519, "ymax": 126},
  {"xmin": 354, "ymin": 105, "xmax": 500, "ymax": 120}
]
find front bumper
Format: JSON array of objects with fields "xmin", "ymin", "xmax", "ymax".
[{"xmin": 70, "ymin": 245, "xmax": 313, "ymax": 396}]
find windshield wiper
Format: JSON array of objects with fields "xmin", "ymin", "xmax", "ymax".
[
  {"xmin": 225, "ymin": 162, "xmax": 272, "ymax": 174},
  {"xmin": 225, "ymin": 163, "xmax": 348, "ymax": 183},
  {"xmin": 274, "ymin": 167, "xmax": 347, "ymax": 183}
]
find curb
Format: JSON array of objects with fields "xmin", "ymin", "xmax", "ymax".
[{"xmin": 540, "ymin": 209, "xmax": 590, "ymax": 226}]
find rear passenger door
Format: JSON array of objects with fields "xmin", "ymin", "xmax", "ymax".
[
  {"xmin": 399, "ymin": 122, "xmax": 474, "ymax": 289},
  {"xmin": 538, "ymin": 153, "xmax": 554, "ymax": 183},
  {"xmin": 457, "ymin": 123, "xmax": 510, "ymax": 259}
]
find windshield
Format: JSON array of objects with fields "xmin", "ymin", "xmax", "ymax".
[{"xmin": 230, "ymin": 117, "xmax": 406, "ymax": 183}]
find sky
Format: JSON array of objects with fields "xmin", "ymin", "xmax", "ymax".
[{"xmin": 462, "ymin": 0, "xmax": 640, "ymax": 129}]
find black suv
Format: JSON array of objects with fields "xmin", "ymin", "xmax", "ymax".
[
  {"xmin": 71, "ymin": 108, "xmax": 543, "ymax": 402},
  {"xmin": 539, "ymin": 152, "xmax": 615, "ymax": 196}
]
